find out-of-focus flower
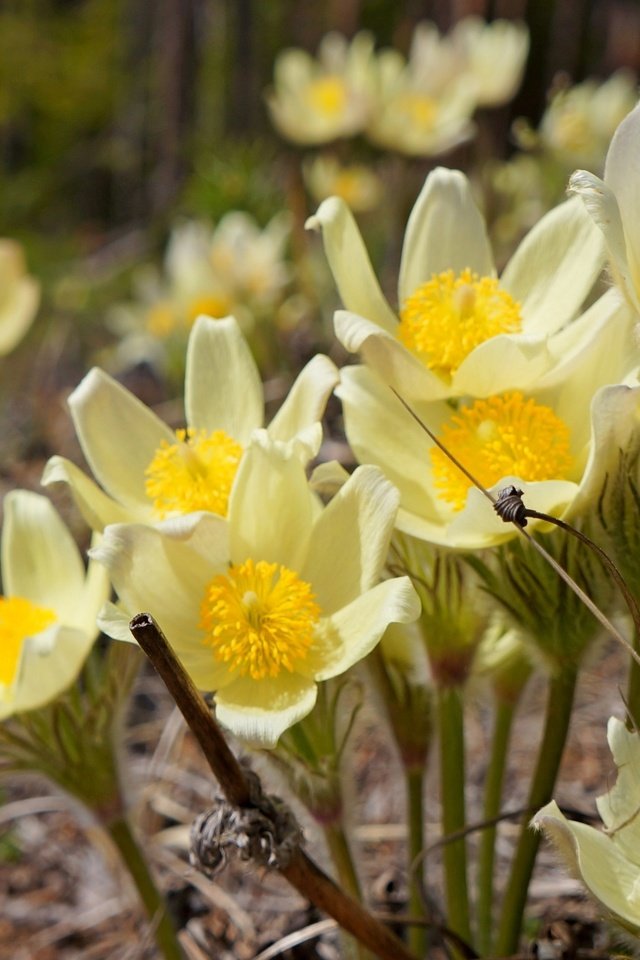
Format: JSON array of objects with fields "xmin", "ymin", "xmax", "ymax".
[
  {"xmin": 534, "ymin": 717, "xmax": 640, "ymax": 936},
  {"xmin": 43, "ymin": 314, "xmax": 338, "ymax": 532},
  {"xmin": 450, "ymin": 17, "xmax": 529, "ymax": 108},
  {"xmin": 109, "ymin": 212, "xmax": 291, "ymax": 353},
  {"xmin": 570, "ymin": 99, "xmax": 640, "ymax": 317},
  {"xmin": 0, "ymin": 240, "xmax": 40, "ymax": 355},
  {"xmin": 307, "ymin": 167, "xmax": 606, "ymax": 401},
  {"xmin": 266, "ymin": 32, "xmax": 375, "ymax": 145},
  {"xmin": 0, "ymin": 491, "xmax": 108, "ymax": 719},
  {"xmin": 334, "ymin": 292, "xmax": 637, "ymax": 548},
  {"xmin": 366, "ymin": 27, "xmax": 475, "ymax": 157},
  {"xmin": 304, "ymin": 156, "xmax": 383, "ymax": 213},
  {"xmin": 519, "ymin": 71, "xmax": 638, "ymax": 172},
  {"xmin": 94, "ymin": 441, "xmax": 421, "ymax": 746}
]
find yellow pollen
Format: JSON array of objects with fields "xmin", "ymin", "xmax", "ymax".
[
  {"xmin": 306, "ymin": 75, "xmax": 348, "ymax": 116},
  {"xmin": 398, "ymin": 268, "xmax": 522, "ymax": 377},
  {"xmin": 394, "ymin": 92, "xmax": 438, "ymax": 131},
  {"xmin": 146, "ymin": 303, "xmax": 178, "ymax": 338},
  {"xmin": 430, "ymin": 392, "xmax": 574, "ymax": 511},
  {"xmin": 0, "ymin": 596, "xmax": 56, "ymax": 687},
  {"xmin": 145, "ymin": 427, "xmax": 243, "ymax": 518},
  {"xmin": 200, "ymin": 558, "xmax": 320, "ymax": 680},
  {"xmin": 186, "ymin": 294, "xmax": 232, "ymax": 324}
]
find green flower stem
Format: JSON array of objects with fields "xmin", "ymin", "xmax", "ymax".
[
  {"xmin": 324, "ymin": 821, "xmax": 362, "ymax": 902},
  {"xmin": 493, "ymin": 667, "xmax": 578, "ymax": 957},
  {"xmin": 436, "ymin": 685, "xmax": 472, "ymax": 947},
  {"xmin": 476, "ymin": 697, "xmax": 515, "ymax": 957},
  {"xmin": 106, "ymin": 815, "xmax": 184, "ymax": 960},
  {"xmin": 406, "ymin": 765, "xmax": 428, "ymax": 957}
]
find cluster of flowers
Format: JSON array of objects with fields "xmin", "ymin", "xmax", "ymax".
[{"xmin": 267, "ymin": 17, "xmax": 529, "ymax": 156}]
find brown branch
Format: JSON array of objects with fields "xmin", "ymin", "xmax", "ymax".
[{"xmin": 129, "ymin": 613, "xmax": 426, "ymax": 960}]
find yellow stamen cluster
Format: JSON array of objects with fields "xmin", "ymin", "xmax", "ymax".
[
  {"xmin": 0, "ymin": 596, "xmax": 56, "ymax": 687},
  {"xmin": 399, "ymin": 268, "xmax": 522, "ymax": 377},
  {"xmin": 200, "ymin": 558, "xmax": 320, "ymax": 680},
  {"xmin": 393, "ymin": 92, "xmax": 437, "ymax": 131},
  {"xmin": 431, "ymin": 392, "xmax": 573, "ymax": 511},
  {"xmin": 145, "ymin": 428, "xmax": 243, "ymax": 518},
  {"xmin": 186, "ymin": 294, "xmax": 232, "ymax": 325},
  {"xmin": 306, "ymin": 76, "xmax": 348, "ymax": 116}
]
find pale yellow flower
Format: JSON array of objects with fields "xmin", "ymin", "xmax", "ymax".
[
  {"xmin": 43, "ymin": 314, "xmax": 338, "ymax": 532},
  {"xmin": 570, "ymin": 98, "xmax": 640, "ymax": 316},
  {"xmin": 449, "ymin": 17, "xmax": 529, "ymax": 108},
  {"xmin": 303, "ymin": 156, "xmax": 383, "ymax": 213},
  {"xmin": 0, "ymin": 240, "xmax": 40, "ymax": 355},
  {"xmin": 94, "ymin": 440, "xmax": 420, "ymax": 746},
  {"xmin": 535, "ymin": 717, "xmax": 640, "ymax": 936},
  {"xmin": 266, "ymin": 32, "xmax": 375, "ymax": 145},
  {"xmin": 307, "ymin": 167, "xmax": 606, "ymax": 401},
  {"xmin": 0, "ymin": 491, "xmax": 108, "ymax": 719}
]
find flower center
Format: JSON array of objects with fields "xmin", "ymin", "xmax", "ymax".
[
  {"xmin": 146, "ymin": 302, "xmax": 178, "ymax": 338},
  {"xmin": 200, "ymin": 558, "xmax": 320, "ymax": 680},
  {"xmin": 186, "ymin": 294, "xmax": 232, "ymax": 324},
  {"xmin": 398, "ymin": 269, "xmax": 523, "ymax": 377},
  {"xmin": 430, "ymin": 392, "xmax": 573, "ymax": 511},
  {"xmin": 393, "ymin": 92, "xmax": 437, "ymax": 131},
  {"xmin": 145, "ymin": 428, "xmax": 243, "ymax": 518},
  {"xmin": 0, "ymin": 596, "xmax": 56, "ymax": 687},
  {"xmin": 306, "ymin": 76, "xmax": 348, "ymax": 117}
]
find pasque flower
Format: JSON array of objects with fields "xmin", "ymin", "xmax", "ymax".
[
  {"xmin": 0, "ymin": 240, "xmax": 40, "ymax": 355},
  {"xmin": 93, "ymin": 439, "xmax": 420, "ymax": 746},
  {"xmin": 0, "ymin": 491, "xmax": 108, "ymax": 718},
  {"xmin": 43, "ymin": 314, "xmax": 338, "ymax": 532},
  {"xmin": 334, "ymin": 287, "xmax": 637, "ymax": 548},
  {"xmin": 534, "ymin": 717, "xmax": 640, "ymax": 936},
  {"xmin": 307, "ymin": 167, "xmax": 605, "ymax": 401}
]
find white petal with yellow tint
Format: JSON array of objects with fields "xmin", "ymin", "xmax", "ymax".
[
  {"xmin": 268, "ymin": 353, "xmax": 338, "ymax": 447},
  {"xmin": 500, "ymin": 197, "xmax": 605, "ymax": 336},
  {"xmin": 185, "ymin": 314, "xmax": 263, "ymax": 443},
  {"xmin": 302, "ymin": 466, "xmax": 399, "ymax": 615},
  {"xmin": 398, "ymin": 167, "xmax": 494, "ymax": 304},
  {"xmin": 42, "ymin": 455, "xmax": 141, "ymax": 532},
  {"xmin": 451, "ymin": 333, "xmax": 551, "ymax": 398},
  {"xmin": 306, "ymin": 198, "xmax": 398, "ymax": 332},
  {"xmin": 569, "ymin": 169, "xmax": 638, "ymax": 312},
  {"xmin": 228, "ymin": 436, "xmax": 314, "ymax": 571},
  {"xmin": 0, "ymin": 275, "xmax": 40, "ymax": 355},
  {"xmin": 597, "ymin": 718, "xmax": 640, "ymax": 865},
  {"xmin": 215, "ymin": 673, "xmax": 318, "ymax": 748},
  {"xmin": 335, "ymin": 310, "xmax": 449, "ymax": 399},
  {"xmin": 602, "ymin": 101, "xmax": 640, "ymax": 308},
  {"xmin": 307, "ymin": 577, "xmax": 421, "ymax": 682},
  {"xmin": 534, "ymin": 800, "xmax": 640, "ymax": 934},
  {"xmin": 0, "ymin": 624, "xmax": 93, "ymax": 721},
  {"xmin": 69, "ymin": 368, "xmax": 175, "ymax": 509},
  {"xmin": 2, "ymin": 490, "xmax": 85, "ymax": 622}
]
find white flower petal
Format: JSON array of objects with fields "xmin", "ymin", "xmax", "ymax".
[
  {"xmin": 398, "ymin": 167, "xmax": 494, "ymax": 303},
  {"xmin": 69, "ymin": 368, "xmax": 175, "ymax": 509},
  {"xmin": 215, "ymin": 673, "xmax": 318, "ymax": 747},
  {"xmin": 0, "ymin": 275, "xmax": 40, "ymax": 355},
  {"xmin": 602, "ymin": 102, "xmax": 640, "ymax": 309},
  {"xmin": 302, "ymin": 466, "xmax": 399, "ymax": 614},
  {"xmin": 306, "ymin": 198, "xmax": 397, "ymax": 332},
  {"xmin": 596, "ymin": 717, "xmax": 640, "ymax": 864},
  {"xmin": 268, "ymin": 354, "xmax": 338, "ymax": 445},
  {"xmin": 501, "ymin": 197, "xmax": 605, "ymax": 335},
  {"xmin": 452, "ymin": 333, "xmax": 551, "ymax": 397},
  {"xmin": 2, "ymin": 491, "xmax": 85, "ymax": 621},
  {"xmin": 308, "ymin": 578, "xmax": 421, "ymax": 682},
  {"xmin": 185, "ymin": 314, "xmax": 263, "ymax": 443},
  {"xmin": 42, "ymin": 455, "xmax": 141, "ymax": 532}
]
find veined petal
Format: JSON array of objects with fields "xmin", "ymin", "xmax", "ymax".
[
  {"xmin": 42, "ymin": 455, "xmax": 142, "ymax": 532},
  {"xmin": 569, "ymin": 169, "xmax": 639, "ymax": 313},
  {"xmin": 451, "ymin": 333, "xmax": 552, "ymax": 397},
  {"xmin": 228, "ymin": 437, "xmax": 314, "ymax": 571},
  {"xmin": 69, "ymin": 368, "xmax": 175, "ymax": 509},
  {"xmin": 2, "ymin": 491, "xmax": 85, "ymax": 621},
  {"xmin": 534, "ymin": 800, "xmax": 640, "ymax": 934},
  {"xmin": 306, "ymin": 198, "xmax": 397, "ymax": 332},
  {"xmin": 335, "ymin": 310, "xmax": 449, "ymax": 400},
  {"xmin": 602, "ymin": 102, "xmax": 640, "ymax": 310},
  {"xmin": 306, "ymin": 577, "xmax": 420, "ymax": 682},
  {"xmin": 398, "ymin": 167, "xmax": 494, "ymax": 304},
  {"xmin": 302, "ymin": 466, "xmax": 400, "ymax": 614},
  {"xmin": 185, "ymin": 314, "xmax": 263, "ymax": 443},
  {"xmin": 214, "ymin": 673, "xmax": 318, "ymax": 748},
  {"xmin": 268, "ymin": 353, "xmax": 338, "ymax": 444},
  {"xmin": 501, "ymin": 197, "xmax": 605, "ymax": 335},
  {"xmin": 0, "ymin": 625, "xmax": 94, "ymax": 721}
]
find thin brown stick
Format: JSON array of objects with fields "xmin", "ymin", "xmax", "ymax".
[{"xmin": 129, "ymin": 613, "xmax": 427, "ymax": 960}]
